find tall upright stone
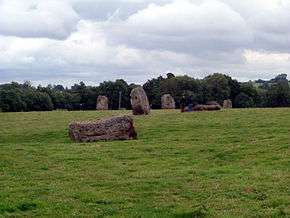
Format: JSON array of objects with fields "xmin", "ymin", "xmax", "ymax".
[
  {"xmin": 96, "ymin": 96, "xmax": 108, "ymax": 110},
  {"xmin": 130, "ymin": 86, "xmax": 150, "ymax": 115},
  {"xmin": 223, "ymin": 99, "xmax": 232, "ymax": 109},
  {"xmin": 161, "ymin": 94, "xmax": 175, "ymax": 109}
]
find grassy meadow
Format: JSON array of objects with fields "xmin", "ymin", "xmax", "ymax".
[{"xmin": 0, "ymin": 109, "xmax": 289, "ymax": 217}]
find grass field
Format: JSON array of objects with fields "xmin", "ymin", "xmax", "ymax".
[{"xmin": 0, "ymin": 109, "xmax": 289, "ymax": 217}]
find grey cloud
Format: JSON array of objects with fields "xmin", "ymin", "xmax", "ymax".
[{"xmin": 249, "ymin": 4, "xmax": 290, "ymax": 52}]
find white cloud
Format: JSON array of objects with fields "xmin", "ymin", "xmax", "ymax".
[
  {"xmin": 248, "ymin": 0, "xmax": 290, "ymax": 52},
  {"xmin": 243, "ymin": 49, "xmax": 290, "ymax": 77},
  {"xmin": 106, "ymin": 0, "xmax": 252, "ymax": 53},
  {"xmin": 0, "ymin": 0, "xmax": 290, "ymax": 85},
  {"xmin": 0, "ymin": 0, "xmax": 79, "ymax": 39}
]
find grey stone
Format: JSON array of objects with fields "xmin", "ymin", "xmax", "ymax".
[
  {"xmin": 130, "ymin": 86, "xmax": 150, "ymax": 115},
  {"xmin": 193, "ymin": 104, "xmax": 222, "ymax": 111},
  {"xmin": 69, "ymin": 115, "xmax": 137, "ymax": 142},
  {"xmin": 223, "ymin": 99, "xmax": 232, "ymax": 109},
  {"xmin": 161, "ymin": 94, "xmax": 175, "ymax": 109},
  {"xmin": 96, "ymin": 96, "xmax": 108, "ymax": 110}
]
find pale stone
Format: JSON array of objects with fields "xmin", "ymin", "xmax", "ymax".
[
  {"xmin": 96, "ymin": 96, "xmax": 108, "ymax": 110},
  {"xmin": 130, "ymin": 86, "xmax": 150, "ymax": 115},
  {"xmin": 69, "ymin": 115, "xmax": 137, "ymax": 142},
  {"xmin": 161, "ymin": 94, "xmax": 175, "ymax": 109},
  {"xmin": 223, "ymin": 99, "xmax": 233, "ymax": 109}
]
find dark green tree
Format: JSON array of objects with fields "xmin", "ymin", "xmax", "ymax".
[
  {"xmin": 143, "ymin": 76, "xmax": 164, "ymax": 109},
  {"xmin": 160, "ymin": 76, "xmax": 204, "ymax": 106},
  {"xmin": 266, "ymin": 80, "xmax": 290, "ymax": 107},
  {"xmin": 204, "ymin": 73, "xmax": 231, "ymax": 104},
  {"xmin": 224, "ymin": 75, "xmax": 241, "ymax": 101},
  {"xmin": 99, "ymin": 79, "xmax": 130, "ymax": 109},
  {"xmin": 0, "ymin": 89, "xmax": 27, "ymax": 112},
  {"xmin": 234, "ymin": 92, "xmax": 255, "ymax": 108}
]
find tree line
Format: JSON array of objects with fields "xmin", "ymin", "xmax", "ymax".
[{"xmin": 1, "ymin": 73, "xmax": 290, "ymax": 112}]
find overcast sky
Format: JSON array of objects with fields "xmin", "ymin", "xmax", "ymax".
[{"xmin": 0, "ymin": 0, "xmax": 290, "ymax": 86}]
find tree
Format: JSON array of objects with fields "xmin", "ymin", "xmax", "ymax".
[
  {"xmin": 236, "ymin": 82, "xmax": 259, "ymax": 107},
  {"xmin": 160, "ymin": 76, "xmax": 203, "ymax": 106},
  {"xmin": 224, "ymin": 75, "xmax": 241, "ymax": 101},
  {"xmin": 166, "ymin": 73, "xmax": 175, "ymax": 79},
  {"xmin": 234, "ymin": 93, "xmax": 254, "ymax": 108},
  {"xmin": 1, "ymin": 73, "xmax": 290, "ymax": 112},
  {"xmin": 266, "ymin": 80, "xmax": 290, "ymax": 107},
  {"xmin": 143, "ymin": 76, "xmax": 164, "ymax": 109},
  {"xmin": 99, "ymin": 79, "xmax": 130, "ymax": 109},
  {"xmin": 0, "ymin": 89, "xmax": 27, "ymax": 112},
  {"xmin": 270, "ymin": 74, "xmax": 288, "ymax": 83},
  {"xmin": 25, "ymin": 91, "xmax": 53, "ymax": 111},
  {"xmin": 54, "ymin": 85, "xmax": 65, "ymax": 92},
  {"xmin": 69, "ymin": 82, "xmax": 99, "ymax": 110},
  {"xmin": 204, "ymin": 73, "xmax": 231, "ymax": 104}
]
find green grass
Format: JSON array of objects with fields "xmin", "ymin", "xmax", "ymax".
[{"xmin": 0, "ymin": 109, "xmax": 289, "ymax": 217}]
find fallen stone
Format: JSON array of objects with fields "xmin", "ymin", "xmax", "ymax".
[
  {"xmin": 130, "ymin": 86, "xmax": 150, "ymax": 115},
  {"xmin": 96, "ymin": 96, "xmax": 108, "ymax": 110},
  {"xmin": 161, "ymin": 94, "xmax": 176, "ymax": 109},
  {"xmin": 69, "ymin": 115, "xmax": 137, "ymax": 142},
  {"xmin": 193, "ymin": 104, "xmax": 222, "ymax": 111},
  {"xmin": 206, "ymin": 101, "xmax": 220, "ymax": 106}
]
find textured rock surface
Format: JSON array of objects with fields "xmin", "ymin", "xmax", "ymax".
[
  {"xmin": 206, "ymin": 101, "xmax": 220, "ymax": 106},
  {"xmin": 161, "ymin": 94, "xmax": 175, "ymax": 109},
  {"xmin": 69, "ymin": 115, "xmax": 137, "ymax": 142},
  {"xmin": 223, "ymin": 99, "xmax": 232, "ymax": 109},
  {"xmin": 96, "ymin": 96, "xmax": 108, "ymax": 110},
  {"xmin": 193, "ymin": 104, "xmax": 222, "ymax": 111},
  {"xmin": 130, "ymin": 86, "xmax": 150, "ymax": 115}
]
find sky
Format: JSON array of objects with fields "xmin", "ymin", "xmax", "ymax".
[{"xmin": 0, "ymin": 0, "xmax": 290, "ymax": 86}]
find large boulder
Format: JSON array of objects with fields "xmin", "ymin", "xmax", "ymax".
[
  {"xmin": 130, "ymin": 86, "xmax": 150, "ymax": 115},
  {"xmin": 193, "ymin": 104, "xmax": 222, "ymax": 111},
  {"xmin": 206, "ymin": 101, "xmax": 220, "ymax": 106},
  {"xmin": 161, "ymin": 94, "xmax": 175, "ymax": 109},
  {"xmin": 69, "ymin": 115, "xmax": 137, "ymax": 142},
  {"xmin": 223, "ymin": 99, "xmax": 232, "ymax": 109},
  {"xmin": 96, "ymin": 96, "xmax": 108, "ymax": 110}
]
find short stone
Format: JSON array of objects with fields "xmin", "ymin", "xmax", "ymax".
[
  {"xmin": 96, "ymin": 96, "xmax": 108, "ymax": 110},
  {"xmin": 161, "ymin": 94, "xmax": 175, "ymax": 109},
  {"xmin": 223, "ymin": 99, "xmax": 232, "ymax": 109}
]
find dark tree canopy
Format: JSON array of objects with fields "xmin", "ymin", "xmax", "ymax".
[
  {"xmin": 1, "ymin": 73, "xmax": 290, "ymax": 112},
  {"xmin": 234, "ymin": 93, "xmax": 255, "ymax": 108},
  {"xmin": 266, "ymin": 80, "xmax": 290, "ymax": 107},
  {"xmin": 204, "ymin": 73, "xmax": 231, "ymax": 104},
  {"xmin": 143, "ymin": 76, "xmax": 165, "ymax": 109}
]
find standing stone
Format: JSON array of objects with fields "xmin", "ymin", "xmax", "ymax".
[
  {"xmin": 161, "ymin": 94, "xmax": 176, "ymax": 109},
  {"xmin": 69, "ymin": 115, "xmax": 137, "ymax": 142},
  {"xmin": 223, "ymin": 99, "xmax": 232, "ymax": 109},
  {"xmin": 130, "ymin": 86, "xmax": 150, "ymax": 115},
  {"xmin": 96, "ymin": 96, "xmax": 108, "ymax": 110}
]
